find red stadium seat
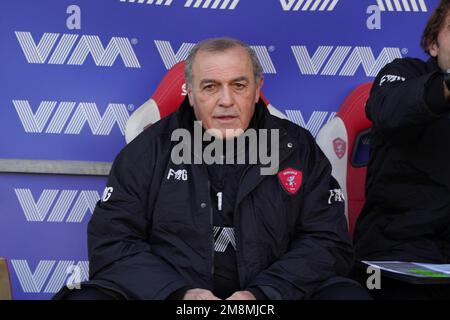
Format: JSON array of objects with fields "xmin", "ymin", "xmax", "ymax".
[
  {"xmin": 316, "ymin": 83, "xmax": 373, "ymax": 236},
  {"xmin": 125, "ymin": 61, "xmax": 287, "ymax": 143}
]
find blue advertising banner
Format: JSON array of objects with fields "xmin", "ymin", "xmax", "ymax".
[{"xmin": 0, "ymin": 0, "xmax": 438, "ymax": 299}]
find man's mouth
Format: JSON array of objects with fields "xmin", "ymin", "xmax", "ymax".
[{"xmin": 214, "ymin": 115, "xmax": 238, "ymax": 123}]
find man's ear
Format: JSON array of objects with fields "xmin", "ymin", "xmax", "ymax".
[
  {"xmin": 429, "ymin": 41, "xmax": 439, "ymax": 58},
  {"xmin": 186, "ymin": 84, "xmax": 194, "ymax": 107},
  {"xmin": 255, "ymin": 78, "xmax": 264, "ymax": 103}
]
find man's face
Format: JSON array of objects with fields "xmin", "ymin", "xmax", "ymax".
[
  {"xmin": 429, "ymin": 12, "xmax": 450, "ymax": 70},
  {"xmin": 187, "ymin": 46, "xmax": 263, "ymax": 139}
]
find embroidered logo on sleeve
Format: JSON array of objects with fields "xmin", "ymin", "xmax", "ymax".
[
  {"xmin": 278, "ymin": 168, "xmax": 303, "ymax": 195},
  {"xmin": 379, "ymin": 74, "xmax": 405, "ymax": 86},
  {"xmin": 328, "ymin": 189, "xmax": 345, "ymax": 204},
  {"xmin": 101, "ymin": 186, "xmax": 114, "ymax": 202}
]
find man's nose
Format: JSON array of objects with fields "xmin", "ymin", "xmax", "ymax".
[{"xmin": 218, "ymin": 87, "xmax": 234, "ymax": 107}]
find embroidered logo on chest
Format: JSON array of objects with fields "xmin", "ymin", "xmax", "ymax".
[{"xmin": 278, "ymin": 168, "xmax": 303, "ymax": 195}]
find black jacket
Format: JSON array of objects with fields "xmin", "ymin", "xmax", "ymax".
[
  {"xmin": 85, "ymin": 98, "xmax": 353, "ymax": 300},
  {"xmin": 354, "ymin": 57, "xmax": 450, "ymax": 263}
]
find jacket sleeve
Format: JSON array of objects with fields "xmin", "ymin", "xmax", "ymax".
[
  {"xmin": 87, "ymin": 140, "xmax": 188, "ymax": 299},
  {"xmin": 249, "ymin": 134, "xmax": 354, "ymax": 300},
  {"xmin": 366, "ymin": 58, "xmax": 447, "ymax": 143}
]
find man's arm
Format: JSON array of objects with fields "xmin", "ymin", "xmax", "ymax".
[
  {"xmin": 366, "ymin": 58, "xmax": 449, "ymax": 142},
  {"xmin": 87, "ymin": 140, "xmax": 188, "ymax": 300},
  {"xmin": 248, "ymin": 134, "xmax": 353, "ymax": 300}
]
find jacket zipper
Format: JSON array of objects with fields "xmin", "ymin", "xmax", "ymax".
[
  {"xmin": 233, "ymin": 164, "xmax": 251, "ymax": 289},
  {"xmin": 207, "ymin": 179, "xmax": 215, "ymax": 290}
]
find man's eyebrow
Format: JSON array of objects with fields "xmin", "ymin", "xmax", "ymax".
[
  {"xmin": 199, "ymin": 79, "xmax": 217, "ymax": 86},
  {"xmin": 199, "ymin": 77, "xmax": 250, "ymax": 86},
  {"xmin": 231, "ymin": 76, "xmax": 249, "ymax": 82}
]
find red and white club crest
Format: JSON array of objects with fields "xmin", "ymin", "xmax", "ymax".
[
  {"xmin": 333, "ymin": 138, "xmax": 346, "ymax": 159},
  {"xmin": 278, "ymin": 168, "xmax": 303, "ymax": 195}
]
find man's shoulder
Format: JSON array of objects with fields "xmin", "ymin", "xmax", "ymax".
[
  {"xmin": 135, "ymin": 113, "xmax": 177, "ymax": 142},
  {"xmin": 116, "ymin": 113, "xmax": 177, "ymax": 164},
  {"xmin": 382, "ymin": 57, "xmax": 429, "ymax": 73},
  {"xmin": 268, "ymin": 114, "xmax": 331, "ymax": 173},
  {"xmin": 373, "ymin": 57, "xmax": 432, "ymax": 87},
  {"xmin": 268, "ymin": 114, "xmax": 316, "ymax": 146}
]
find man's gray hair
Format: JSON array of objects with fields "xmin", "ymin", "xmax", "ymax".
[{"xmin": 184, "ymin": 37, "xmax": 263, "ymax": 88}]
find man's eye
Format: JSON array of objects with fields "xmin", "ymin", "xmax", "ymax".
[
  {"xmin": 203, "ymin": 84, "xmax": 215, "ymax": 91},
  {"xmin": 234, "ymin": 83, "xmax": 246, "ymax": 90}
]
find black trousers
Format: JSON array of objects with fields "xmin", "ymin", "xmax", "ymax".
[
  {"xmin": 62, "ymin": 286, "xmax": 116, "ymax": 300},
  {"xmin": 309, "ymin": 276, "xmax": 372, "ymax": 300},
  {"xmin": 56, "ymin": 276, "xmax": 372, "ymax": 300}
]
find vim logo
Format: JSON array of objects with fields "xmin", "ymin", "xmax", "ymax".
[
  {"xmin": 291, "ymin": 46, "xmax": 402, "ymax": 77},
  {"xmin": 119, "ymin": 0, "xmax": 240, "ymax": 10},
  {"xmin": 280, "ymin": 0, "xmax": 340, "ymax": 11},
  {"xmin": 13, "ymin": 100, "xmax": 130, "ymax": 135},
  {"xmin": 15, "ymin": 189, "xmax": 100, "ymax": 223},
  {"xmin": 154, "ymin": 40, "xmax": 276, "ymax": 73},
  {"xmin": 376, "ymin": 0, "xmax": 427, "ymax": 12},
  {"xmin": 285, "ymin": 109, "xmax": 336, "ymax": 137},
  {"xmin": 119, "ymin": 0, "xmax": 174, "ymax": 5},
  {"xmin": 11, "ymin": 260, "xmax": 89, "ymax": 293},
  {"xmin": 15, "ymin": 31, "xmax": 141, "ymax": 68},
  {"xmin": 184, "ymin": 0, "xmax": 240, "ymax": 10}
]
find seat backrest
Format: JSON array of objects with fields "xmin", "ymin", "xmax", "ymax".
[
  {"xmin": 0, "ymin": 257, "xmax": 13, "ymax": 300},
  {"xmin": 125, "ymin": 61, "xmax": 287, "ymax": 143},
  {"xmin": 316, "ymin": 83, "xmax": 373, "ymax": 236}
]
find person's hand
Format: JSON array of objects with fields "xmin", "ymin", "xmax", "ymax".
[
  {"xmin": 226, "ymin": 290, "xmax": 256, "ymax": 300},
  {"xmin": 183, "ymin": 288, "xmax": 221, "ymax": 300}
]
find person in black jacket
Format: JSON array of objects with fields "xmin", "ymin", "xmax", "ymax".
[
  {"xmin": 55, "ymin": 37, "xmax": 369, "ymax": 300},
  {"xmin": 354, "ymin": 0, "xmax": 450, "ymax": 299}
]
